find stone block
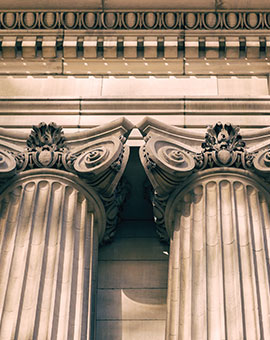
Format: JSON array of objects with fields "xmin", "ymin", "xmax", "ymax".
[
  {"xmin": 42, "ymin": 37, "xmax": 57, "ymax": 58},
  {"xmin": 144, "ymin": 37, "xmax": 158, "ymax": 58},
  {"xmin": 99, "ymin": 237, "xmax": 169, "ymax": 260},
  {"xmin": 101, "ymin": 76, "xmax": 217, "ymax": 97},
  {"xmin": 185, "ymin": 37, "xmax": 199, "ymax": 58},
  {"xmin": 83, "ymin": 37, "xmax": 97, "ymax": 58},
  {"xmin": 104, "ymin": 37, "xmax": 117, "ymax": 58},
  {"xmin": 98, "ymin": 261, "xmax": 168, "ymax": 289},
  {"xmin": 225, "ymin": 37, "xmax": 240, "ymax": 59},
  {"xmin": 246, "ymin": 37, "xmax": 260, "ymax": 59},
  {"xmin": 164, "ymin": 36, "xmax": 178, "ymax": 59},
  {"xmin": 97, "ymin": 289, "xmax": 167, "ymax": 320},
  {"xmin": 63, "ymin": 37, "xmax": 77, "ymax": 58},
  {"xmin": 22, "ymin": 37, "xmax": 36, "ymax": 59},
  {"xmin": 96, "ymin": 320, "xmax": 166, "ymax": 340},
  {"xmin": 0, "ymin": 77, "xmax": 102, "ymax": 98},
  {"xmin": 218, "ymin": 76, "xmax": 268, "ymax": 96},
  {"xmin": 124, "ymin": 37, "xmax": 137, "ymax": 58},
  {"xmin": 205, "ymin": 37, "xmax": 219, "ymax": 59},
  {"xmin": 2, "ymin": 37, "xmax": 16, "ymax": 58}
]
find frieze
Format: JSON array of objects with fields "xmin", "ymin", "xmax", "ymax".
[{"xmin": 0, "ymin": 10, "xmax": 270, "ymax": 30}]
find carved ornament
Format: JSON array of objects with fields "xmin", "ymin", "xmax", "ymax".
[
  {"xmin": 0, "ymin": 121, "xmax": 132, "ymax": 243},
  {"xmin": 139, "ymin": 119, "xmax": 270, "ymax": 242},
  {"xmin": 195, "ymin": 122, "xmax": 252, "ymax": 170},
  {"xmin": 0, "ymin": 10, "xmax": 269, "ymax": 30}
]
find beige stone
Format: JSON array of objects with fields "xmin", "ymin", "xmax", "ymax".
[
  {"xmin": 124, "ymin": 37, "xmax": 138, "ymax": 58},
  {"xmin": 1, "ymin": 37, "xmax": 16, "ymax": 59},
  {"xmin": 22, "ymin": 37, "xmax": 37, "ymax": 59},
  {"xmin": 103, "ymin": 0, "xmax": 215, "ymax": 9},
  {"xmin": 83, "ymin": 37, "xmax": 97, "ymax": 58},
  {"xmin": 104, "ymin": 37, "xmax": 118, "ymax": 58},
  {"xmin": 217, "ymin": 76, "xmax": 269, "ymax": 96},
  {"xmin": 138, "ymin": 119, "xmax": 270, "ymax": 340},
  {"xmin": 63, "ymin": 37, "xmax": 77, "ymax": 58},
  {"xmin": 101, "ymin": 77, "xmax": 218, "ymax": 97},
  {"xmin": 0, "ymin": 77, "xmax": 103, "ymax": 97},
  {"xmin": 97, "ymin": 289, "xmax": 167, "ymax": 320},
  {"xmin": 205, "ymin": 37, "xmax": 219, "ymax": 59},
  {"xmin": 98, "ymin": 261, "xmax": 168, "ymax": 289},
  {"xmin": 96, "ymin": 320, "xmax": 166, "ymax": 340},
  {"xmin": 144, "ymin": 37, "xmax": 158, "ymax": 59},
  {"xmin": 42, "ymin": 36, "xmax": 57, "ymax": 59}
]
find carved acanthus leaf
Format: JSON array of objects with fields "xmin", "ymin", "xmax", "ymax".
[
  {"xmin": 195, "ymin": 122, "xmax": 251, "ymax": 170},
  {"xmin": 100, "ymin": 177, "xmax": 130, "ymax": 245},
  {"xmin": 27, "ymin": 122, "xmax": 67, "ymax": 152}
]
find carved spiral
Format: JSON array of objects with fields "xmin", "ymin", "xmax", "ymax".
[
  {"xmin": 253, "ymin": 149, "xmax": 270, "ymax": 173},
  {"xmin": 156, "ymin": 144, "xmax": 195, "ymax": 173},
  {"xmin": 73, "ymin": 146, "xmax": 109, "ymax": 173},
  {"xmin": 0, "ymin": 151, "xmax": 17, "ymax": 176}
]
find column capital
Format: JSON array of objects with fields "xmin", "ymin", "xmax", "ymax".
[
  {"xmin": 0, "ymin": 117, "xmax": 133, "ymax": 243},
  {"xmin": 138, "ymin": 116, "xmax": 270, "ymax": 240}
]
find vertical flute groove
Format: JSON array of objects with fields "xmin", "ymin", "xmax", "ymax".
[
  {"xmin": 167, "ymin": 177, "xmax": 270, "ymax": 340},
  {"xmin": 220, "ymin": 180, "xmax": 243, "ymax": 340},
  {"xmin": 73, "ymin": 196, "xmax": 88, "ymax": 339},
  {"xmin": 258, "ymin": 193, "xmax": 270, "ymax": 289},
  {"xmin": 246, "ymin": 186, "xmax": 265, "ymax": 339},
  {"xmin": 15, "ymin": 181, "xmax": 50, "ymax": 338},
  {"xmin": 178, "ymin": 193, "xmax": 192, "ymax": 340},
  {"xmin": 191, "ymin": 185, "xmax": 206, "ymax": 340},
  {"xmin": 0, "ymin": 188, "xmax": 22, "ymax": 322},
  {"xmin": 0, "ymin": 178, "xmax": 100, "ymax": 340},
  {"xmin": 33, "ymin": 181, "xmax": 64, "ymax": 339},
  {"xmin": 206, "ymin": 181, "xmax": 223, "ymax": 340},
  {"xmin": 0, "ymin": 182, "xmax": 36, "ymax": 340}
]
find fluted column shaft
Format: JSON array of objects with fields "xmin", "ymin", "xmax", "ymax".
[
  {"xmin": 0, "ymin": 172, "xmax": 104, "ymax": 340},
  {"xmin": 166, "ymin": 175, "xmax": 270, "ymax": 340}
]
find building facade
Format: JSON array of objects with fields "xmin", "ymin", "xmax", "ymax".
[{"xmin": 0, "ymin": 1, "xmax": 270, "ymax": 339}]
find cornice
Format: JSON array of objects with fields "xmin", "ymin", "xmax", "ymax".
[
  {"xmin": 0, "ymin": 10, "xmax": 270, "ymax": 64},
  {"xmin": 0, "ymin": 119, "xmax": 134, "ymax": 243}
]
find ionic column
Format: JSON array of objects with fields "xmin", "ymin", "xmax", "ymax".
[
  {"xmin": 0, "ymin": 118, "xmax": 133, "ymax": 339},
  {"xmin": 138, "ymin": 118, "xmax": 270, "ymax": 340}
]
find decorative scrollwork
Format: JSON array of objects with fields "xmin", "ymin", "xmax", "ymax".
[
  {"xmin": 0, "ymin": 151, "xmax": 17, "ymax": 177},
  {"xmin": 157, "ymin": 144, "xmax": 195, "ymax": 172},
  {"xmin": 74, "ymin": 146, "xmax": 109, "ymax": 173},
  {"xmin": 100, "ymin": 177, "xmax": 130, "ymax": 245},
  {"xmin": 195, "ymin": 122, "xmax": 250, "ymax": 170},
  {"xmin": 253, "ymin": 149, "xmax": 270, "ymax": 176},
  {"xmin": 0, "ymin": 121, "xmax": 131, "ymax": 245}
]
